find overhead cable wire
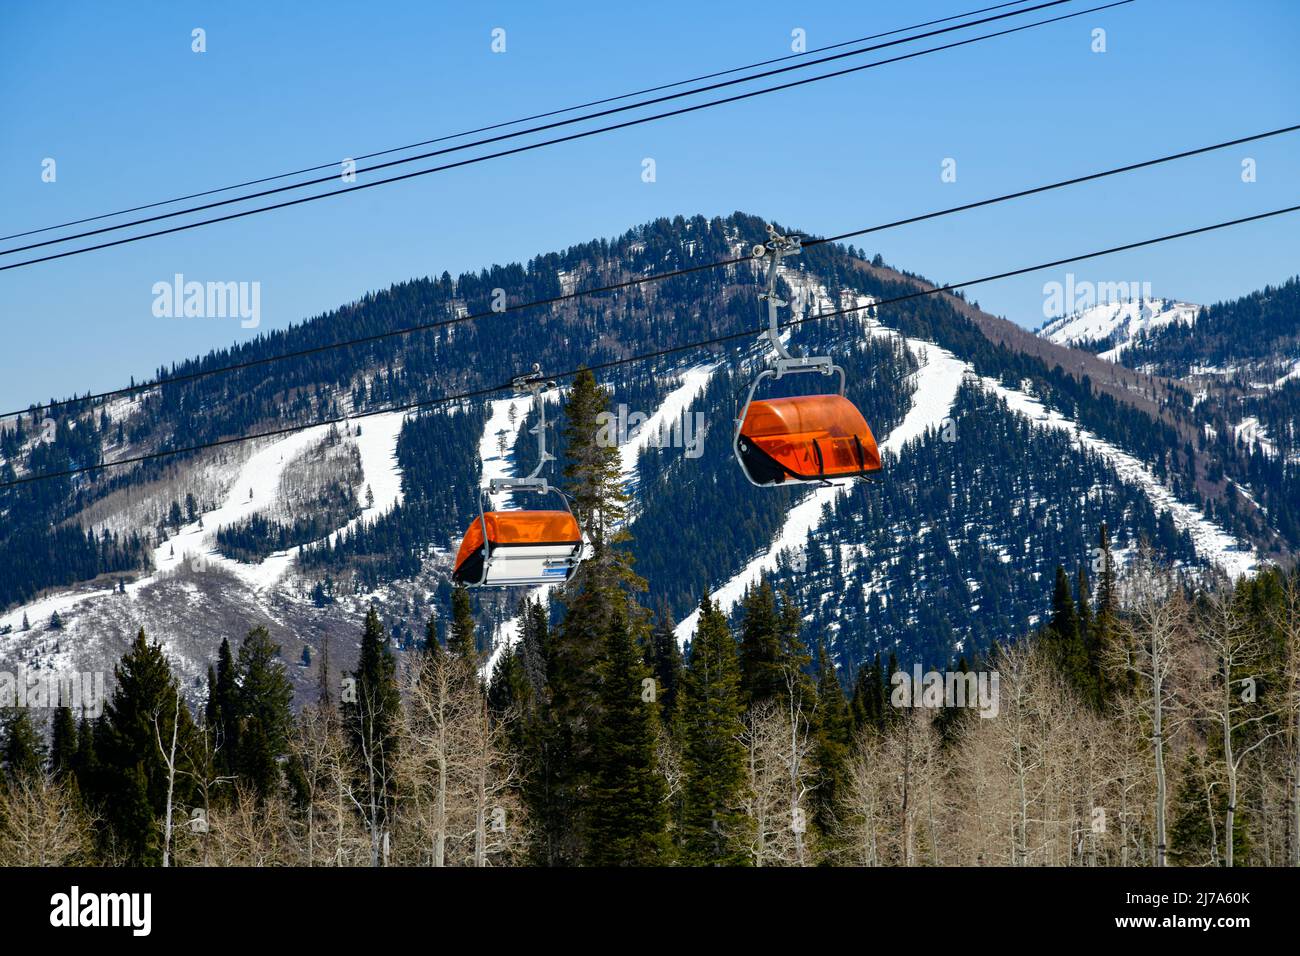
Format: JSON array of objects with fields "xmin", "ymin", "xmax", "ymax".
[
  {"xmin": 5, "ymin": 118, "xmax": 1292, "ymax": 421},
  {"xmin": 0, "ymin": 0, "xmax": 1042, "ymax": 244},
  {"xmin": 0, "ymin": 0, "xmax": 1129, "ymax": 269}
]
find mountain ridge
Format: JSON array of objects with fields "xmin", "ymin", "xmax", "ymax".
[{"xmin": 0, "ymin": 212, "xmax": 1289, "ymax": 699}]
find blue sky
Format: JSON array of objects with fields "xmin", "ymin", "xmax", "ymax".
[{"xmin": 1, "ymin": 0, "xmax": 1297, "ymax": 411}]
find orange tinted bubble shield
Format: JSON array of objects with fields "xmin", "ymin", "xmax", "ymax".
[
  {"xmin": 740, "ymin": 394, "xmax": 881, "ymax": 481},
  {"xmin": 454, "ymin": 510, "xmax": 582, "ymax": 572}
]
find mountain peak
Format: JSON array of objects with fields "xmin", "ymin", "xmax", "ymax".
[{"xmin": 1038, "ymin": 297, "xmax": 1200, "ymax": 361}]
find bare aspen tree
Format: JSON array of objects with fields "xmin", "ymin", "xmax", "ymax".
[
  {"xmin": 984, "ymin": 644, "xmax": 1046, "ymax": 865},
  {"xmin": 396, "ymin": 654, "xmax": 526, "ymax": 866},
  {"xmin": 350, "ymin": 680, "xmax": 397, "ymax": 867},
  {"xmin": 292, "ymin": 703, "xmax": 363, "ymax": 866},
  {"xmin": 0, "ymin": 772, "xmax": 96, "ymax": 866},
  {"xmin": 836, "ymin": 730, "xmax": 889, "ymax": 865},
  {"xmin": 398, "ymin": 656, "xmax": 464, "ymax": 865},
  {"xmin": 179, "ymin": 720, "xmax": 238, "ymax": 866},
  {"xmin": 1104, "ymin": 692, "xmax": 1156, "ymax": 866},
  {"xmin": 1110, "ymin": 551, "xmax": 1189, "ymax": 867},
  {"xmin": 459, "ymin": 694, "xmax": 525, "ymax": 867},
  {"xmin": 153, "ymin": 690, "xmax": 182, "ymax": 868},
  {"xmin": 1196, "ymin": 579, "xmax": 1282, "ymax": 867},
  {"xmin": 739, "ymin": 696, "xmax": 816, "ymax": 866},
  {"xmin": 189, "ymin": 786, "xmax": 297, "ymax": 866},
  {"xmin": 879, "ymin": 709, "xmax": 942, "ymax": 865},
  {"xmin": 783, "ymin": 667, "xmax": 817, "ymax": 867}
]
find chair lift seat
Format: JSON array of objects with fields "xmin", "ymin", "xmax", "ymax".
[
  {"xmin": 453, "ymin": 510, "xmax": 584, "ymax": 587},
  {"xmin": 738, "ymin": 393, "xmax": 882, "ymax": 485}
]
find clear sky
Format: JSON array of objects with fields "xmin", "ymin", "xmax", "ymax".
[{"xmin": 1, "ymin": 0, "xmax": 1296, "ymax": 412}]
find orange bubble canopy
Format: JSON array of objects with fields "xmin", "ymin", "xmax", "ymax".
[
  {"xmin": 454, "ymin": 510, "xmax": 583, "ymax": 581},
  {"xmin": 739, "ymin": 394, "xmax": 881, "ymax": 483}
]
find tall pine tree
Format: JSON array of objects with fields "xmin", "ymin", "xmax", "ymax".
[
  {"xmin": 679, "ymin": 594, "xmax": 749, "ymax": 865},
  {"xmin": 586, "ymin": 604, "xmax": 670, "ymax": 865},
  {"xmin": 234, "ymin": 626, "xmax": 295, "ymax": 798},
  {"xmin": 96, "ymin": 628, "xmax": 197, "ymax": 865}
]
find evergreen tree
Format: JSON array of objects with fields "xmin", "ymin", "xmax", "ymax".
[
  {"xmin": 1, "ymin": 708, "xmax": 44, "ymax": 784},
  {"xmin": 777, "ymin": 589, "xmax": 815, "ymax": 699},
  {"xmin": 562, "ymin": 368, "xmax": 630, "ymax": 558},
  {"xmin": 645, "ymin": 603, "xmax": 685, "ymax": 724},
  {"xmin": 512, "ymin": 597, "xmax": 564, "ymax": 866},
  {"xmin": 738, "ymin": 580, "xmax": 782, "ymax": 705},
  {"xmin": 423, "ymin": 612, "xmax": 443, "ymax": 660},
  {"xmin": 233, "ymin": 626, "xmax": 295, "ymax": 798},
  {"xmin": 1076, "ymin": 566, "xmax": 1093, "ymax": 643},
  {"xmin": 1094, "ymin": 523, "xmax": 1124, "ymax": 698},
  {"xmin": 1076, "ymin": 565, "xmax": 1103, "ymax": 708},
  {"xmin": 1048, "ymin": 564, "xmax": 1080, "ymax": 646},
  {"xmin": 539, "ymin": 369, "xmax": 646, "ymax": 864},
  {"xmin": 49, "ymin": 706, "xmax": 79, "ymax": 778},
  {"xmin": 205, "ymin": 638, "xmax": 239, "ymax": 776},
  {"xmin": 811, "ymin": 641, "xmax": 851, "ymax": 841},
  {"xmin": 850, "ymin": 654, "xmax": 887, "ymax": 733},
  {"xmin": 448, "ymin": 585, "xmax": 478, "ymax": 665},
  {"xmin": 73, "ymin": 715, "xmax": 98, "ymax": 793},
  {"xmin": 678, "ymin": 594, "xmax": 749, "ymax": 865},
  {"xmin": 97, "ymin": 628, "xmax": 197, "ymax": 865},
  {"xmin": 1044, "ymin": 565, "xmax": 1092, "ymax": 701},
  {"xmin": 487, "ymin": 644, "xmax": 527, "ymax": 718},
  {"xmin": 586, "ymin": 605, "xmax": 670, "ymax": 865},
  {"xmin": 344, "ymin": 606, "xmax": 402, "ymax": 851}
]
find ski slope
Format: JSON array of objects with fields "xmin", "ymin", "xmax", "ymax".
[
  {"xmin": 1038, "ymin": 298, "xmax": 1198, "ymax": 361},
  {"xmin": 0, "ymin": 410, "xmax": 409, "ymax": 633},
  {"xmin": 674, "ymin": 331, "xmax": 968, "ymax": 644},
  {"xmin": 982, "ymin": 379, "xmax": 1258, "ymax": 578}
]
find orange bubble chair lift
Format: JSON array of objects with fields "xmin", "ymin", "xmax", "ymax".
[
  {"xmin": 453, "ymin": 369, "xmax": 587, "ymax": 587},
  {"xmin": 733, "ymin": 225, "xmax": 883, "ymax": 487}
]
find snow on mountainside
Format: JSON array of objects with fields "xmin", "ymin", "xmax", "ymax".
[
  {"xmin": 984, "ymin": 380, "xmax": 1257, "ymax": 578},
  {"xmin": 1038, "ymin": 298, "xmax": 1199, "ymax": 361},
  {"xmin": 0, "ymin": 411, "xmax": 408, "ymax": 678},
  {"xmin": 674, "ymin": 327, "xmax": 968, "ymax": 644},
  {"xmin": 671, "ymin": 275, "xmax": 1255, "ymax": 646},
  {"xmin": 3, "ymin": 219, "xmax": 1278, "ymax": 694}
]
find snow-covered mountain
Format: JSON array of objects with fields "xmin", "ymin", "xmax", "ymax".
[
  {"xmin": 1037, "ymin": 297, "xmax": 1200, "ymax": 362},
  {"xmin": 1, "ymin": 214, "xmax": 1289, "ymax": 699}
]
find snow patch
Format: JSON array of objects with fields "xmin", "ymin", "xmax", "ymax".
[
  {"xmin": 1038, "ymin": 298, "xmax": 1198, "ymax": 361},
  {"xmin": 982, "ymin": 379, "xmax": 1257, "ymax": 578},
  {"xmin": 0, "ymin": 411, "xmax": 409, "ymax": 632}
]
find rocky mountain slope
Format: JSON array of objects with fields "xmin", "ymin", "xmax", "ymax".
[{"xmin": 0, "ymin": 213, "xmax": 1286, "ymax": 700}]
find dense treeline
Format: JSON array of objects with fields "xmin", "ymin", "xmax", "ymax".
[
  {"xmin": 216, "ymin": 509, "xmax": 355, "ymax": 564},
  {"xmin": 766, "ymin": 382, "xmax": 1200, "ymax": 670},
  {"xmin": 0, "ymin": 524, "xmax": 147, "ymax": 614},
  {"xmin": 3, "ymin": 369, "xmax": 1297, "ymax": 868},
  {"xmin": 1124, "ymin": 276, "xmax": 1300, "ymax": 377},
  {"xmin": 0, "ymin": 412, "xmax": 149, "ymax": 609},
  {"xmin": 1118, "ymin": 277, "xmax": 1300, "ymax": 549}
]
